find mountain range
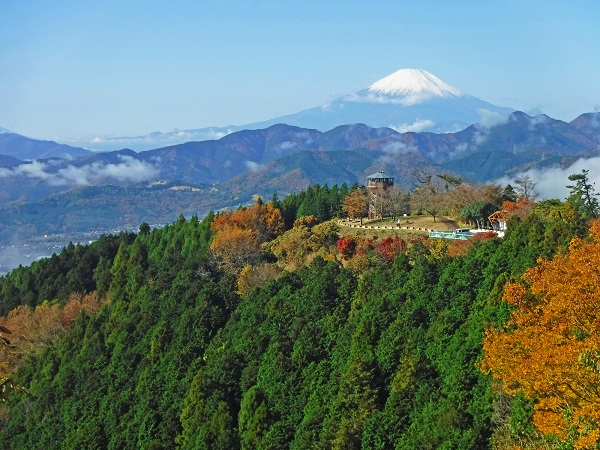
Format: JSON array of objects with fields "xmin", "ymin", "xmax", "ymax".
[
  {"xmin": 65, "ymin": 69, "xmax": 516, "ymax": 152},
  {"xmin": 1, "ymin": 111, "xmax": 600, "ymax": 241}
]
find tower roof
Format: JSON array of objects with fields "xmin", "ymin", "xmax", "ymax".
[{"xmin": 366, "ymin": 170, "xmax": 394, "ymax": 180}]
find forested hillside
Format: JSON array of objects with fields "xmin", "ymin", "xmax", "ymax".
[{"xmin": 0, "ymin": 182, "xmax": 596, "ymax": 449}]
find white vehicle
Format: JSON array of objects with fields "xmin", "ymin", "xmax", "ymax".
[{"xmin": 454, "ymin": 228, "xmax": 473, "ymax": 235}]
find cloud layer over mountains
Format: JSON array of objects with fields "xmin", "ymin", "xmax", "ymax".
[
  {"xmin": 0, "ymin": 155, "xmax": 158, "ymax": 186},
  {"xmin": 498, "ymin": 156, "xmax": 600, "ymax": 201}
]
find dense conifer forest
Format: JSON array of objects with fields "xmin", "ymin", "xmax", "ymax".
[{"xmin": 0, "ymin": 182, "xmax": 598, "ymax": 449}]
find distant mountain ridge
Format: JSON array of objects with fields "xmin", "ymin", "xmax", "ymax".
[
  {"xmin": 60, "ymin": 68, "xmax": 516, "ymax": 151},
  {"xmin": 0, "ymin": 133, "xmax": 92, "ymax": 160},
  {"xmin": 2, "ymin": 111, "xmax": 600, "ymax": 192},
  {"xmin": 1, "ymin": 111, "xmax": 600, "ymax": 237}
]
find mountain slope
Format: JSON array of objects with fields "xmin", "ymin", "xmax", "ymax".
[
  {"xmin": 0, "ymin": 133, "xmax": 92, "ymax": 160},
  {"xmin": 569, "ymin": 112, "xmax": 600, "ymax": 147},
  {"xmin": 441, "ymin": 151, "xmax": 537, "ymax": 183},
  {"xmin": 0, "ymin": 154, "xmax": 21, "ymax": 167},
  {"xmin": 0, "ymin": 192, "xmax": 584, "ymax": 449},
  {"xmin": 0, "ymin": 183, "xmax": 215, "ymax": 238}
]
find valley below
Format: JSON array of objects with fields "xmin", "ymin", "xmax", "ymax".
[{"xmin": 0, "ymin": 228, "xmax": 140, "ymax": 276}]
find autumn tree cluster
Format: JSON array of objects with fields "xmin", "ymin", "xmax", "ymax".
[
  {"xmin": 482, "ymin": 219, "xmax": 600, "ymax": 449},
  {"xmin": 264, "ymin": 215, "xmax": 340, "ymax": 272},
  {"xmin": 337, "ymin": 235, "xmax": 412, "ymax": 270},
  {"xmin": 0, "ymin": 293, "xmax": 104, "ymax": 390},
  {"xmin": 210, "ymin": 201, "xmax": 284, "ymax": 274}
]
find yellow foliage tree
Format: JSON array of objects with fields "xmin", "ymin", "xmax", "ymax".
[
  {"xmin": 481, "ymin": 220, "xmax": 600, "ymax": 449},
  {"xmin": 210, "ymin": 225, "xmax": 261, "ymax": 274},
  {"xmin": 236, "ymin": 263, "xmax": 282, "ymax": 296}
]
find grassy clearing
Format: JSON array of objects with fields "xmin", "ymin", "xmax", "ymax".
[{"xmin": 338, "ymin": 215, "xmax": 463, "ymax": 239}]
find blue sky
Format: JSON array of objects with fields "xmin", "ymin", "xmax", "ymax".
[{"xmin": 1, "ymin": 1, "xmax": 599, "ymax": 141}]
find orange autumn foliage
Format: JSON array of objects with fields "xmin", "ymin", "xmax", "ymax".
[
  {"xmin": 0, "ymin": 292, "xmax": 105, "ymax": 385},
  {"xmin": 211, "ymin": 202, "xmax": 284, "ymax": 244},
  {"xmin": 481, "ymin": 220, "xmax": 600, "ymax": 449},
  {"xmin": 502, "ymin": 198, "xmax": 535, "ymax": 220},
  {"xmin": 448, "ymin": 231, "xmax": 497, "ymax": 257},
  {"xmin": 210, "ymin": 202, "xmax": 285, "ymax": 274}
]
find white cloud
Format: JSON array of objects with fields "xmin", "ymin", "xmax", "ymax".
[
  {"xmin": 343, "ymin": 91, "xmax": 434, "ymax": 106},
  {"xmin": 16, "ymin": 160, "xmax": 54, "ymax": 181},
  {"xmin": 391, "ymin": 119, "xmax": 435, "ymax": 133},
  {"xmin": 297, "ymin": 132, "xmax": 314, "ymax": 146},
  {"xmin": 471, "ymin": 109, "xmax": 512, "ymax": 147},
  {"xmin": 472, "ymin": 129, "xmax": 488, "ymax": 146},
  {"xmin": 455, "ymin": 142, "xmax": 469, "ymax": 153},
  {"xmin": 528, "ymin": 114, "xmax": 549, "ymax": 131},
  {"xmin": 0, "ymin": 155, "xmax": 158, "ymax": 186},
  {"xmin": 377, "ymin": 140, "xmax": 419, "ymax": 165},
  {"xmin": 97, "ymin": 155, "xmax": 158, "ymax": 182},
  {"xmin": 443, "ymin": 142, "xmax": 472, "ymax": 160},
  {"xmin": 55, "ymin": 165, "xmax": 91, "ymax": 185},
  {"xmin": 245, "ymin": 161, "xmax": 263, "ymax": 172},
  {"xmin": 278, "ymin": 141, "xmax": 296, "ymax": 150},
  {"xmin": 78, "ymin": 129, "xmax": 234, "ymax": 149},
  {"xmin": 477, "ymin": 108, "xmax": 510, "ymax": 129},
  {"xmin": 494, "ymin": 157, "xmax": 600, "ymax": 200},
  {"xmin": 383, "ymin": 141, "xmax": 414, "ymax": 156},
  {"xmin": 526, "ymin": 104, "xmax": 553, "ymax": 117}
]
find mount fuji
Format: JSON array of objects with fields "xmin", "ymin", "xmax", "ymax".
[
  {"xmin": 260, "ymin": 68, "xmax": 515, "ymax": 133},
  {"xmin": 76, "ymin": 69, "xmax": 515, "ymax": 151}
]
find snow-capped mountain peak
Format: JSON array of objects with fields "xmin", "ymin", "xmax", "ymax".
[
  {"xmin": 64, "ymin": 68, "xmax": 514, "ymax": 151},
  {"xmin": 368, "ymin": 68, "xmax": 463, "ymax": 98}
]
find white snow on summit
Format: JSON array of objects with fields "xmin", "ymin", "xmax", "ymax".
[
  {"xmin": 368, "ymin": 68, "xmax": 463, "ymax": 99},
  {"xmin": 67, "ymin": 67, "xmax": 515, "ymax": 151}
]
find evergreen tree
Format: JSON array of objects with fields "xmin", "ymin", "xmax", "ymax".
[{"xmin": 567, "ymin": 169, "xmax": 599, "ymax": 219}]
